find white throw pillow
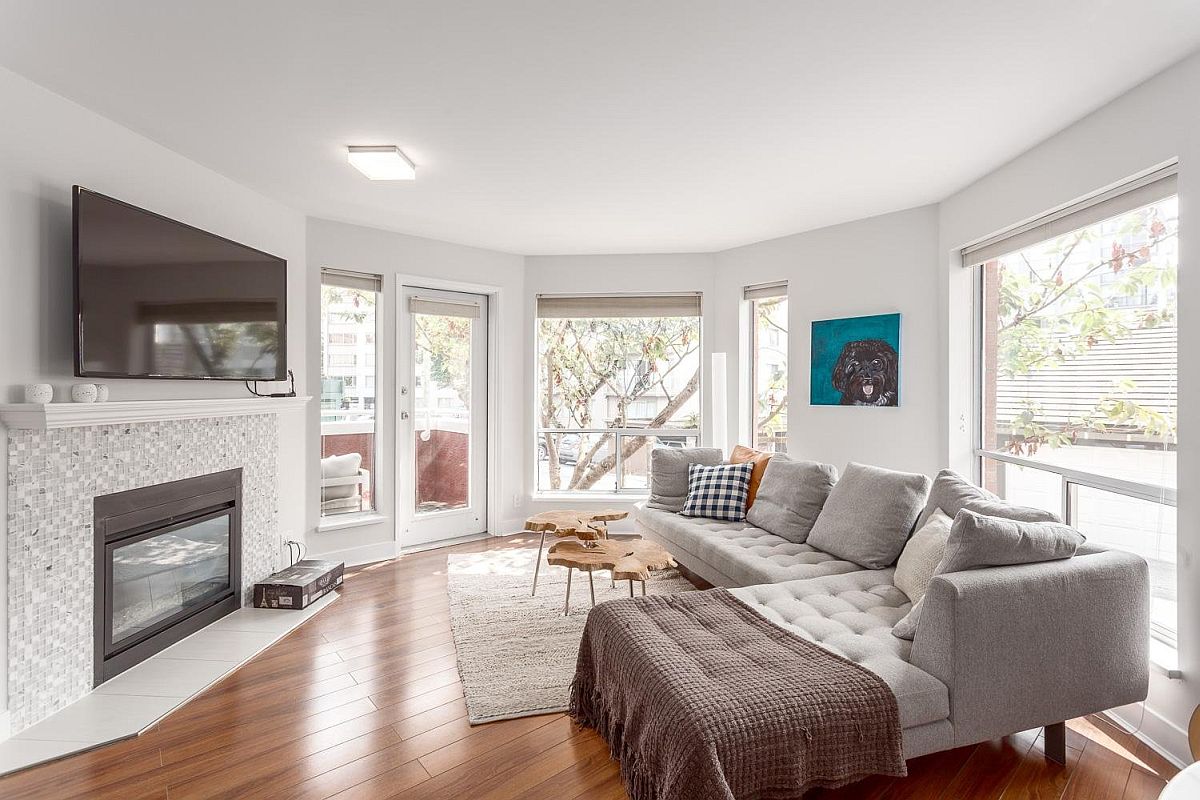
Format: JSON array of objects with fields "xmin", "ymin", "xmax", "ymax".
[
  {"xmin": 893, "ymin": 509, "xmax": 953, "ymax": 605},
  {"xmin": 321, "ymin": 452, "xmax": 363, "ymax": 500}
]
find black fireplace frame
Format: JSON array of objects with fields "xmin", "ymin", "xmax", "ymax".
[{"xmin": 93, "ymin": 468, "xmax": 243, "ymax": 685}]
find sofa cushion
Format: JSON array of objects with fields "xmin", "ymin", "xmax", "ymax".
[
  {"xmin": 893, "ymin": 509, "xmax": 952, "ymax": 605},
  {"xmin": 634, "ymin": 504, "xmax": 861, "ymax": 587},
  {"xmin": 731, "ymin": 570, "xmax": 950, "ymax": 729},
  {"xmin": 745, "ymin": 458, "xmax": 838, "ymax": 544},
  {"xmin": 730, "ymin": 444, "xmax": 775, "ymax": 508},
  {"xmin": 915, "ymin": 469, "xmax": 1059, "ymax": 529},
  {"xmin": 681, "ymin": 462, "xmax": 754, "ymax": 521},
  {"xmin": 647, "ymin": 447, "xmax": 724, "ymax": 512},
  {"xmin": 807, "ymin": 463, "xmax": 932, "ymax": 569},
  {"xmin": 892, "ymin": 509, "xmax": 1086, "ymax": 640}
]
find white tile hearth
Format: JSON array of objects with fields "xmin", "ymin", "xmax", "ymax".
[
  {"xmin": 91, "ymin": 657, "xmax": 238, "ymax": 698},
  {"xmin": 0, "ymin": 591, "xmax": 339, "ymax": 777}
]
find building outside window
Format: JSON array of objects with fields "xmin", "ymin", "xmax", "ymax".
[
  {"xmin": 745, "ymin": 282, "xmax": 788, "ymax": 453},
  {"xmin": 536, "ymin": 293, "xmax": 702, "ymax": 493},
  {"xmin": 969, "ymin": 171, "xmax": 1178, "ymax": 660},
  {"xmin": 319, "ymin": 270, "xmax": 381, "ymax": 517}
]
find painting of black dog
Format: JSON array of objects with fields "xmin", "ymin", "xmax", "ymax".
[
  {"xmin": 810, "ymin": 313, "xmax": 901, "ymax": 407},
  {"xmin": 832, "ymin": 339, "xmax": 898, "ymax": 406}
]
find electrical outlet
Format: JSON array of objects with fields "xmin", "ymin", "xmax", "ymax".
[{"xmin": 512, "ymin": 493, "xmax": 522, "ymax": 509}]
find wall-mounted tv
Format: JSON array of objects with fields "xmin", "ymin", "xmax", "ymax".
[{"xmin": 73, "ymin": 187, "xmax": 287, "ymax": 381}]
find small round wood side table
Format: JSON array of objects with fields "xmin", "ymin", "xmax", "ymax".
[
  {"xmin": 524, "ymin": 509, "xmax": 628, "ymax": 596},
  {"xmin": 545, "ymin": 538, "xmax": 675, "ymax": 615}
]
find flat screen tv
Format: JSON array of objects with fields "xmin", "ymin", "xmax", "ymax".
[{"xmin": 73, "ymin": 187, "xmax": 287, "ymax": 381}]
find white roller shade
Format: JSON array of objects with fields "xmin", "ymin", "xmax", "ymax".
[
  {"xmin": 409, "ymin": 296, "xmax": 481, "ymax": 319},
  {"xmin": 743, "ymin": 281, "xmax": 787, "ymax": 301},
  {"xmin": 321, "ymin": 268, "xmax": 382, "ymax": 293},
  {"xmin": 536, "ymin": 293, "xmax": 702, "ymax": 319},
  {"xmin": 963, "ymin": 168, "xmax": 1177, "ymax": 266}
]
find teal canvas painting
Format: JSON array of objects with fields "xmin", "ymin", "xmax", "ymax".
[{"xmin": 810, "ymin": 313, "xmax": 901, "ymax": 406}]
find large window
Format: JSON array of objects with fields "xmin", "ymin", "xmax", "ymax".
[
  {"xmin": 536, "ymin": 294, "xmax": 702, "ymax": 493},
  {"xmin": 745, "ymin": 282, "xmax": 788, "ymax": 452},
  {"xmin": 970, "ymin": 171, "xmax": 1178, "ymax": 653},
  {"xmin": 320, "ymin": 270, "xmax": 381, "ymax": 517}
]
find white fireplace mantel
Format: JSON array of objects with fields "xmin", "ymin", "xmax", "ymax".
[{"xmin": 0, "ymin": 396, "xmax": 311, "ymax": 431}]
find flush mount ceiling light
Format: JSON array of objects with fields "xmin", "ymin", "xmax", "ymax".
[{"xmin": 347, "ymin": 145, "xmax": 416, "ymax": 180}]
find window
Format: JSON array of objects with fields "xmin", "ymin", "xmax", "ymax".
[
  {"xmin": 536, "ymin": 293, "xmax": 702, "ymax": 493},
  {"xmin": 320, "ymin": 269, "xmax": 381, "ymax": 517},
  {"xmin": 745, "ymin": 282, "xmax": 788, "ymax": 453},
  {"xmin": 970, "ymin": 170, "xmax": 1178, "ymax": 651}
]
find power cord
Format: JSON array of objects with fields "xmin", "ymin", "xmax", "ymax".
[
  {"xmin": 285, "ymin": 539, "xmax": 307, "ymax": 567},
  {"xmin": 245, "ymin": 369, "xmax": 297, "ymax": 398}
]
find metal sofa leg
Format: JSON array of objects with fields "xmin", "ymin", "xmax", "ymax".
[{"xmin": 1044, "ymin": 721, "xmax": 1066, "ymax": 765}]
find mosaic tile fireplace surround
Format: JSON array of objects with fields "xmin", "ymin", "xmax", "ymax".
[{"xmin": 7, "ymin": 414, "xmax": 280, "ymax": 733}]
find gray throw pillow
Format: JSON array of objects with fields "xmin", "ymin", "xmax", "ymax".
[
  {"xmin": 893, "ymin": 508, "xmax": 1085, "ymax": 640},
  {"xmin": 914, "ymin": 469, "xmax": 1060, "ymax": 529},
  {"xmin": 745, "ymin": 458, "xmax": 839, "ymax": 543},
  {"xmin": 806, "ymin": 462, "xmax": 932, "ymax": 569},
  {"xmin": 647, "ymin": 447, "xmax": 723, "ymax": 512}
]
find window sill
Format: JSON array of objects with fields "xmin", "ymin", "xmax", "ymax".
[
  {"xmin": 1150, "ymin": 637, "xmax": 1181, "ymax": 679},
  {"xmin": 317, "ymin": 513, "xmax": 388, "ymax": 533},
  {"xmin": 530, "ymin": 492, "xmax": 646, "ymax": 504}
]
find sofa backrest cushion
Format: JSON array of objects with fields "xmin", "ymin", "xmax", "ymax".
[
  {"xmin": 915, "ymin": 469, "xmax": 1060, "ymax": 530},
  {"xmin": 806, "ymin": 462, "xmax": 932, "ymax": 569},
  {"xmin": 892, "ymin": 508, "xmax": 1086, "ymax": 640},
  {"xmin": 680, "ymin": 462, "xmax": 754, "ymax": 522},
  {"xmin": 647, "ymin": 447, "xmax": 724, "ymax": 512},
  {"xmin": 744, "ymin": 458, "xmax": 838, "ymax": 543},
  {"xmin": 893, "ymin": 509, "xmax": 953, "ymax": 606},
  {"xmin": 730, "ymin": 444, "xmax": 776, "ymax": 509}
]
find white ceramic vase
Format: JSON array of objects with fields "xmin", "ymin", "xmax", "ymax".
[
  {"xmin": 24, "ymin": 383, "xmax": 53, "ymax": 404},
  {"xmin": 70, "ymin": 383, "xmax": 98, "ymax": 404},
  {"xmin": 95, "ymin": 384, "xmax": 110, "ymax": 402}
]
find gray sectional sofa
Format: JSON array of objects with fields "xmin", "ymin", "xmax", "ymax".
[{"xmin": 633, "ymin": 455, "xmax": 1150, "ymax": 764}]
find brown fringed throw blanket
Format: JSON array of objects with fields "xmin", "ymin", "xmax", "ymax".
[{"xmin": 569, "ymin": 588, "xmax": 906, "ymax": 800}]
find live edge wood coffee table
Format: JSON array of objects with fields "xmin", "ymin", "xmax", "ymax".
[{"xmin": 525, "ymin": 510, "xmax": 675, "ymax": 614}]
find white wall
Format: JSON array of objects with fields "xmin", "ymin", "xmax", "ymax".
[
  {"xmin": 305, "ymin": 218, "xmax": 526, "ymax": 560},
  {"xmin": 522, "ymin": 254, "xmax": 717, "ymax": 531},
  {"xmin": 938, "ymin": 52, "xmax": 1200, "ymax": 764},
  {"xmin": 714, "ymin": 206, "xmax": 942, "ymax": 477},
  {"xmin": 0, "ymin": 66, "xmax": 309, "ymax": 733}
]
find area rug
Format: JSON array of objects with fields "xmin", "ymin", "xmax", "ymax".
[{"xmin": 446, "ymin": 544, "xmax": 694, "ymax": 724}]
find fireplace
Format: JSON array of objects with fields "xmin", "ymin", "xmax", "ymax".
[{"xmin": 93, "ymin": 469, "xmax": 243, "ymax": 684}]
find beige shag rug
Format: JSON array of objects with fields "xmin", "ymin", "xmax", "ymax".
[{"xmin": 446, "ymin": 544, "xmax": 694, "ymax": 724}]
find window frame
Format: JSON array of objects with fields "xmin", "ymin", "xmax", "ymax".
[
  {"xmin": 744, "ymin": 282, "xmax": 788, "ymax": 453},
  {"xmin": 319, "ymin": 269, "xmax": 383, "ymax": 519},
  {"xmin": 533, "ymin": 292, "xmax": 704, "ymax": 496},
  {"xmin": 967, "ymin": 169, "xmax": 1179, "ymax": 651}
]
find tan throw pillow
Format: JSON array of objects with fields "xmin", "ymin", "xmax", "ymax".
[
  {"xmin": 730, "ymin": 444, "xmax": 773, "ymax": 509},
  {"xmin": 894, "ymin": 509, "xmax": 953, "ymax": 605}
]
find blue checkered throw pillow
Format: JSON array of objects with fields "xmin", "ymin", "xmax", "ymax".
[{"xmin": 680, "ymin": 461, "xmax": 753, "ymax": 521}]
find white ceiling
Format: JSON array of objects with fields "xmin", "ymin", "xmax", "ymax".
[{"xmin": 2, "ymin": 1, "xmax": 1199, "ymax": 255}]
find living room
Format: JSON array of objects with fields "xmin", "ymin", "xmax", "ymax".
[{"xmin": 0, "ymin": 2, "xmax": 1195, "ymax": 798}]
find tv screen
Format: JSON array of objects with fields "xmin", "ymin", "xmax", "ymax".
[{"xmin": 73, "ymin": 187, "xmax": 287, "ymax": 381}]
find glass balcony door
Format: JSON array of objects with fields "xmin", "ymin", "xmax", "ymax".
[{"xmin": 398, "ymin": 286, "xmax": 488, "ymax": 546}]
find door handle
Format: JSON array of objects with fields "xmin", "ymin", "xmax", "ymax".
[{"xmin": 400, "ymin": 411, "xmax": 410, "ymax": 420}]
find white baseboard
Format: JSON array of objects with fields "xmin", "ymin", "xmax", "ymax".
[
  {"xmin": 1103, "ymin": 704, "xmax": 1189, "ymax": 769},
  {"xmin": 0, "ymin": 709, "xmax": 11, "ymax": 743},
  {"xmin": 308, "ymin": 539, "xmax": 400, "ymax": 568}
]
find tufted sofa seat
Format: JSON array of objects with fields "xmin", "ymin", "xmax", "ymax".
[
  {"xmin": 635, "ymin": 503, "xmax": 861, "ymax": 587},
  {"xmin": 728, "ymin": 568, "xmax": 952, "ymax": 762}
]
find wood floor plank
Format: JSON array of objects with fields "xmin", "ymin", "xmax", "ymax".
[{"xmin": 0, "ymin": 533, "xmax": 1164, "ymax": 800}]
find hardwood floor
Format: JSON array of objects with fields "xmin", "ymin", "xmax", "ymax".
[{"xmin": 0, "ymin": 534, "xmax": 1179, "ymax": 799}]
